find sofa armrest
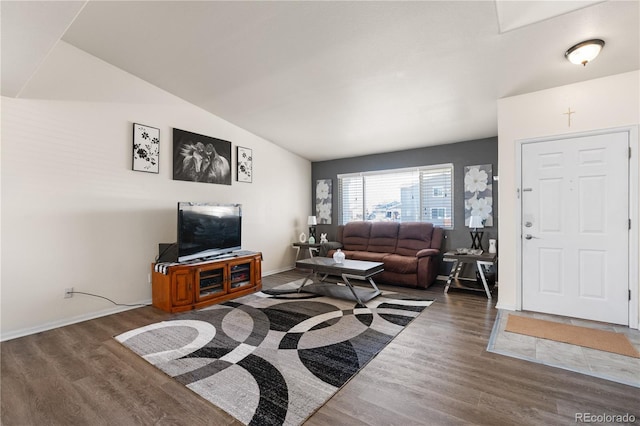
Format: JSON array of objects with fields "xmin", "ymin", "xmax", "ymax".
[
  {"xmin": 319, "ymin": 241, "xmax": 343, "ymax": 257},
  {"xmin": 416, "ymin": 248, "xmax": 440, "ymax": 258}
]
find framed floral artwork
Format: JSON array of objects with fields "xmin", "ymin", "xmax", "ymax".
[
  {"xmin": 464, "ymin": 164, "xmax": 493, "ymax": 227},
  {"xmin": 132, "ymin": 123, "xmax": 160, "ymax": 173},
  {"xmin": 237, "ymin": 146, "xmax": 252, "ymax": 183},
  {"xmin": 315, "ymin": 179, "xmax": 332, "ymax": 224}
]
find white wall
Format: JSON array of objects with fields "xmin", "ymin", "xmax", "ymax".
[
  {"xmin": 497, "ymin": 70, "xmax": 640, "ymax": 326},
  {"xmin": 1, "ymin": 42, "xmax": 311, "ymax": 340}
]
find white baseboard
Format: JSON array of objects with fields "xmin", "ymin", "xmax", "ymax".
[
  {"xmin": 495, "ymin": 302, "xmax": 516, "ymax": 311},
  {"xmin": 263, "ymin": 266, "xmax": 295, "ymax": 276},
  {"xmin": 0, "ymin": 299, "xmax": 152, "ymax": 342}
]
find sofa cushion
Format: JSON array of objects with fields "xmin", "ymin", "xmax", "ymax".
[
  {"xmin": 341, "ymin": 221, "xmax": 371, "ymax": 251},
  {"xmin": 366, "ymin": 222, "xmax": 399, "ymax": 253},
  {"xmin": 350, "ymin": 251, "xmax": 388, "ymax": 263},
  {"xmin": 395, "ymin": 222, "xmax": 434, "ymax": 256}
]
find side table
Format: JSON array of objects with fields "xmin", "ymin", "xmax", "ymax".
[
  {"xmin": 443, "ymin": 251, "xmax": 497, "ymax": 299},
  {"xmin": 292, "ymin": 242, "xmax": 321, "ymax": 261}
]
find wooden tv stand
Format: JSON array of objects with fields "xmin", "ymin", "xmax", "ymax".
[{"xmin": 151, "ymin": 252, "xmax": 262, "ymax": 313}]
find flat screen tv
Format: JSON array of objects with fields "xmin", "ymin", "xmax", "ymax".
[{"xmin": 177, "ymin": 202, "xmax": 242, "ymax": 262}]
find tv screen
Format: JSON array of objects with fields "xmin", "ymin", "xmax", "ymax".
[{"xmin": 177, "ymin": 202, "xmax": 242, "ymax": 262}]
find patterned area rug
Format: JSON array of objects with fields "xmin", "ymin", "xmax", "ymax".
[{"xmin": 116, "ymin": 280, "xmax": 433, "ymax": 425}]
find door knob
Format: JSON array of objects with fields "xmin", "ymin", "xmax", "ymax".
[{"xmin": 524, "ymin": 234, "xmax": 538, "ymax": 240}]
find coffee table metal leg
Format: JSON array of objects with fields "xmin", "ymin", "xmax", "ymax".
[
  {"xmin": 297, "ymin": 271, "xmax": 314, "ymax": 293},
  {"xmin": 340, "ymin": 274, "xmax": 364, "ymax": 305},
  {"xmin": 341, "ymin": 273, "xmax": 381, "ymax": 306},
  {"xmin": 367, "ymin": 277, "xmax": 380, "ymax": 293}
]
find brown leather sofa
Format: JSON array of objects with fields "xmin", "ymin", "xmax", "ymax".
[{"xmin": 324, "ymin": 221, "xmax": 443, "ymax": 289}]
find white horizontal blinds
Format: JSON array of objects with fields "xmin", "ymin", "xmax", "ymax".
[
  {"xmin": 420, "ymin": 165, "xmax": 453, "ymax": 228},
  {"xmin": 338, "ymin": 163, "xmax": 453, "ymax": 228},
  {"xmin": 339, "ymin": 175, "xmax": 364, "ymax": 224},
  {"xmin": 363, "ymin": 170, "xmax": 419, "ymax": 222}
]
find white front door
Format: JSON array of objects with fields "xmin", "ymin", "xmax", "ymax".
[{"xmin": 521, "ymin": 131, "xmax": 629, "ymax": 325}]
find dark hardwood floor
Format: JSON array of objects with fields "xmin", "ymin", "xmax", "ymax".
[{"xmin": 2, "ymin": 269, "xmax": 639, "ymax": 425}]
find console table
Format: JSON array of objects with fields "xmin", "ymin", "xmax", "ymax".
[{"xmin": 443, "ymin": 251, "xmax": 497, "ymax": 299}]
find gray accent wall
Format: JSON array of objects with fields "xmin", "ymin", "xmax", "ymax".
[{"xmin": 311, "ymin": 137, "xmax": 498, "ymax": 256}]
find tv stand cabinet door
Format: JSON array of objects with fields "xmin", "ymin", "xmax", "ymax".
[
  {"xmin": 228, "ymin": 258, "xmax": 254, "ymax": 292},
  {"xmin": 171, "ymin": 270, "xmax": 194, "ymax": 307},
  {"xmin": 196, "ymin": 264, "xmax": 227, "ymax": 302}
]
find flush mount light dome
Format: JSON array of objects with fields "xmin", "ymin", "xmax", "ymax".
[{"xmin": 565, "ymin": 39, "xmax": 605, "ymax": 66}]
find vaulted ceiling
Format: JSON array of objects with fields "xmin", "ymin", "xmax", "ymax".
[{"xmin": 2, "ymin": 1, "xmax": 639, "ymax": 161}]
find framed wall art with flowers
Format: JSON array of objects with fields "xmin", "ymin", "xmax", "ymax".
[
  {"xmin": 237, "ymin": 146, "xmax": 252, "ymax": 183},
  {"xmin": 464, "ymin": 164, "xmax": 493, "ymax": 227},
  {"xmin": 315, "ymin": 179, "xmax": 332, "ymax": 224},
  {"xmin": 132, "ymin": 123, "xmax": 160, "ymax": 173}
]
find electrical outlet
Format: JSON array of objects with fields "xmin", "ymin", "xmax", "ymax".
[
  {"xmin": 64, "ymin": 287, "xmax": 74, "ymax": 299},
  {"xmin": 148, "ymin": 273, "xmax": 151, "ymax": 284}
]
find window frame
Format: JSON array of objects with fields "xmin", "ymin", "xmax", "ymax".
[{"xmin": 337, "ymin": 163, "xmax": 454, "ymax": 229}]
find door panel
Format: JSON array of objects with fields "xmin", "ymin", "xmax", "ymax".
[
  {"xmin": 539, "ymin": 248, "xmax": 563, "ymax": 294},
  {"xmin": 539, "ymin": 178, "xmax": 563, "ymax": 231},
  {"xmin": 578, "ymin": 250, "xmax": 606, "ymax": 298},
  {"xmin": 521, "ymin": 131, "xmax": 629, "ymax": 325},
  {"xmin": 579, "ymin": 175, "xmax": 606, "ymax": 232},
  {"xmin": 172, "ymin": 270, "xmax": 193, "ymax": 306}
]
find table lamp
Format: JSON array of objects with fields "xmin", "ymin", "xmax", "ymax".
[
  {"xmin": 468, "ymin": 215, "xmax": 484, "ymax": 250},
  {"xmin": 307, "ymin": 216, "xmax": 317, "ymax": 243}
]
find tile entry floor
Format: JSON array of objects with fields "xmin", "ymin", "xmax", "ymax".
[{"xmin": 487, "ymin": 310, "xmax": 640, "ymax": 388}]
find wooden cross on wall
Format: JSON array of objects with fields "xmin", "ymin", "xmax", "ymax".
[{"xmin": 563, "ymin": 107, "xmax": 575, "ymax": 127}]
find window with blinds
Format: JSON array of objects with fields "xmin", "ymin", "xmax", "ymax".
[{"xmin": 338, "ymin": 164, "xmax": 453, "ymax": 229}]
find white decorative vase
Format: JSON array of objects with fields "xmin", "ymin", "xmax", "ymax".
[
  {"xmin": 333, "ymin": 249, "xmax": 346, "ymax": 263},
  {"xmin": 488, "ymin": 239, "xmax": 497, "ymax": 254}
]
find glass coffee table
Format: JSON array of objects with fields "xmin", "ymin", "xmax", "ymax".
[{"xmin": 295, "ymin": 257, "xmax": 384, "ymax": 305}]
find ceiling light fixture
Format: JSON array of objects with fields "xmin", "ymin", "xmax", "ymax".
[{"xmin": 565, "ymin": 39, "xmax": 605, "ymax": 66}]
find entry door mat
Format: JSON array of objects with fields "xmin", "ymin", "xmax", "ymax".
[
  {"xmin": 116, "ymin": 281, "xmax": 433, "ymax": 425},
  {"xmin": 487, "ymin": 311, "xmax": 640, "ymax": 388},
  {"xmin": 505, "ymin": 314, "xmax": 640, "ymax": 358}
]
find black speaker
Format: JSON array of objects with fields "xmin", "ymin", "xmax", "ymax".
[{"xmin": 158, "ymin": 243, "xmax": 178, "ymax": 263}]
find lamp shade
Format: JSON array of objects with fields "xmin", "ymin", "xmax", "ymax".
[
  {"xmin": 307, "ymin": 216, "xmax": 317, "ymax": 226},
  {"xmin": 565, "ymin": 39, "xmax": 604, "ymax": 66},
  {"xmin": 468, "ymin": 215, "xmax": 484, "ymax": 229}
]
